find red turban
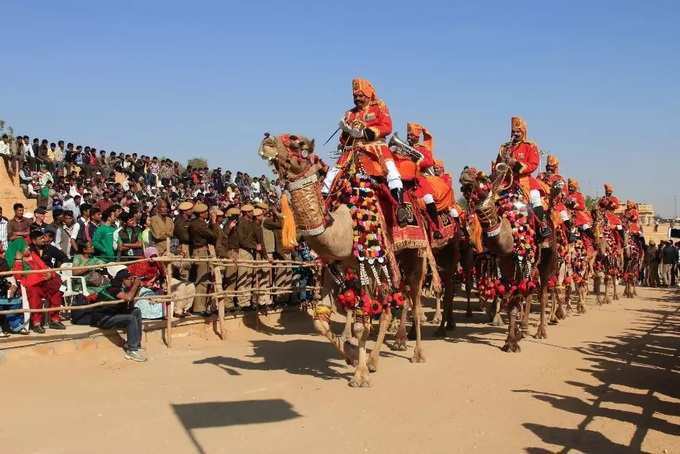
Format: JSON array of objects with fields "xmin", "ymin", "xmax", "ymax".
[
  {"xmin": 604, "ymin": 183, "xmax": 614, "ymax": 193},
  {"xmin": 546, "ymin": 155, "xmax": 559, "ymax": 169},
  {"xmin": 568, "ymin": 178, "xmax": 579, "ymax": 190},
  {"xmin": 511, "ymin": 116, "xmax": 528, "ymax": 140},
  {"xmin": 352, "ymin": 79, "xmax": 376, "ymax": 100},
  {"xmin": 407, "ymin": 122, "xmax": 433, "ymax": 153}
]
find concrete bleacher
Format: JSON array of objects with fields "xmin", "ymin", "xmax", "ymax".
[{"xmin": 0, "ymin": 159, "xmax": 35, "ymax": 216}]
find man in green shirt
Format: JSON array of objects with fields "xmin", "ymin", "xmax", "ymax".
[{"xmin": 92, "ymin": 207, "xmax": 117, "ymax": 262}]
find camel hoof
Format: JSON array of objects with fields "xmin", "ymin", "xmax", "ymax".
[
  {"xmin": 548, "ymin": 318, "xmax": 558, "ymax": 326},
  {"xmin": 410, "ymin": 349, "xmax": 426, "ymax": 363},
  {"xmin": 501, "ymin": 342, "xmax": 521, "ymax": 353},
  {"xmin": 577, "ymin": 304, "xmax": 586, "ymax": 314},
  {"xmin": 343, "ymin": 341, "xmax": 359, "ymax": 366},
  {"xmin": 491, "ymin": 314, "xmax": 504, "ymax": 327},
  {"xmin": 390, "ymin": 336, "xmax": 408, "ymax": 351},
  {"xmin": 349, "ymin": 377, "xmax": 371, "ymax": 388},
  {"xmin": 367, "ymin": 358, "xmax": 378, "ymax": 373},
  {"xmin": 534, "ymin": 325, "xmax": 547, "ymax": 339},
  {"xmin": 556, "ymin": 306, "xmax": 566, "ymax": 320},
  {"xmin": 431, "ymin": 313, "xmax": 442, "ymax": 325},
  {"xmin": 434, "ymin": 326, "xmax": 446, "ymax": 338}
]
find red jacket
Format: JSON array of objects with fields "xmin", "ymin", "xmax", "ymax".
[
  {"xmin": 337, "ymin": 100, "xmax": 394, "ymax": 177},
  {"xmin": 599, "ymin": 196, "xmax": 622, "ymax": 226},
  {"xmin": 497, "ymin": 141, "xmax": 543, "ymax": 194},
  {"xmin": 13, "ymin": 250, "xmax": 51, "ymax": 288},
  {"xmin": 567, "ymin": 190, "xmax": 592, "ymax": 227}
]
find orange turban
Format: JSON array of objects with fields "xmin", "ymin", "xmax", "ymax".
[
  {"xmin": 407, "ymin": 122, "xmax": 433, "ymax": 152},
  {"xmin": 352, "ymin": 79, "xmax": 376, "ymax": 100},
  {"xmin": 568, "ymin": 178, "xmax": 579, "ymax": 190},
  {"xmin": 511, "ymin": 116, "xmax": 528, "ymax": 140},
  {"xmin": 604, "ymin": 183, "xmax": 614, "ymax": 193},
  {"xmin": 546, "ymin": 155, "xmax": 559, "ymax": 168}
]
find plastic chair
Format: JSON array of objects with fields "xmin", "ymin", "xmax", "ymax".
[{"xmin": 58, "ymin": 263, "xmax": 91, "ymax": 302}]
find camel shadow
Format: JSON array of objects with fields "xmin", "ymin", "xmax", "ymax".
[
  {"xmin": 194, "ymin": 338, "xmax": 351, "ymax": 381},
  {"xmin": 172, "ymin": 399, "xmax": 301, "ymax": 454},
  {"xmin": 516, "ymin": 291, "xmax": 680, "ymax": 453}
]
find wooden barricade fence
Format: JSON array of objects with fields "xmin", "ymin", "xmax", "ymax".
[{"xmin": 0, "ymin": 250, "xmax": 322, "ymax": 348}]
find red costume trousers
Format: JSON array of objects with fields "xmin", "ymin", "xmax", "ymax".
[{"xmin": 26, "ymin": 277, "xmax": 62, "ymax": 325}]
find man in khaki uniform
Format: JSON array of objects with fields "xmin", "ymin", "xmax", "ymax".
[
  {"xmin": 236, "ymin": 204, "xmax": 263, "ymax": 307},
  {"xmin": 216, "ymin": 207, "xmax": 241, "ymax": 310},
  {"xmin": 173, "ymin": 201, "xmax": 194, "ymax": 280},
  {"xmin": 188, "ymin": 202, "xmax": 218, "ymax": 314},
  {"xmin": 252, "ymin": 207, "xmax": 271, "ymax": 306},
  {"xmin": 150, "ymin": 200, "xmax": 174, "ymax": 255},
  {"xmin": 262, "ymin": 206, "xmax": 292, "ymax": 304}
]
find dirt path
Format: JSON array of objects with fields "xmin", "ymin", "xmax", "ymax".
[{"xmin": 1, "ymin": 287, "xmax": 678, "ymax": 454}]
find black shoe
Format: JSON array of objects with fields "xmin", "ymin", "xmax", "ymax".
[
  {"xmin": 31, "ymin": 324, "xmax": 45, "ymax": 334},
  {"xmin": 48, "ymin": 321, "xmax": 66, "ymax": 330}
]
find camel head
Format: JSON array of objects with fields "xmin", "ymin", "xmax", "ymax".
[{"xmin": 258, "ymin": 133, "xmax": 325, "ymax": 183}]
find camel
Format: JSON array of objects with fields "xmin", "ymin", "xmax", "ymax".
[
  {"xmin": 621, "ymin": 229, "xmax": 642, "ymax": 298},
  {"xmin": 459, "ymin": 165, "xmax": 560, "ymax": 351},
  {"xmin": 591, "ymin": 205, "xmax": 623, "ymax": 305},
  {"xmin": 562, "ymin": 236, "xmax": 593, "ymax": 314},
  {"xmin": 258, "ymin": 134, "xmax": 427, "ymax": 387}
]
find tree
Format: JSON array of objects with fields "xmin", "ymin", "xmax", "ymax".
[
  {"xmin": 585, "ymin": 195, "xmax": 597, "ymax": 211},
  {"xmin": 456, "ymin": 196, "xmax": 469, "ymax": 211},
  {"xmin": 187, "ymin": 157, "xmax": 208, "ymax": 169}
]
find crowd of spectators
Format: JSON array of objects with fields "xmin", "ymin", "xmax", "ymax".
[
  {"xmin": 642, "ymin": 239, "xmax": 680, "ymax": 288},
  {"xmin": 0, "ymin": 134, "xmax": 317, "ymax": 362}
]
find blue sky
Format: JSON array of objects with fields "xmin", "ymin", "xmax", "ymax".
[{"xmin": 3, "ymin": 1, "xmax": 679, "ymax": 215}]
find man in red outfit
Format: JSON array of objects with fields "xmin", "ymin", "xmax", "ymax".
[
  {"xmin": 598, "ymin": 183, "xmax": 625, "ymax": 244},
  {"xmin": 13, "ymin": 230, "xmax": 65, "ymax": 333},
  {"xmin": 322, "ymin": 79, "xmax": 404, "ymax": 206},
  {"xmin": 565, "ymin": 178, "xmax": 594, "ymax": 242},
  {"xmin": 496, "ymin": 116, "xmax": 550, "ymax": 238},
  {"xmin": 537, "ymin": 154, "xmax": 574, "ymax": 241}
]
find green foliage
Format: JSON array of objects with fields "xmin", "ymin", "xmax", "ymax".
[
  {"xmin": 456, "ymin": 196, "xmax": 468, "ymax": 211},
  {"xmin": 585, "ymin": 195, "xmax": 597, "ymax": 210},
  {"xmin": 187, "ymin": 157, "xmax": 208, "ymax": 169}
]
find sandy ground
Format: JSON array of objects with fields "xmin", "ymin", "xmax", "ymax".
[{"xmin": 1, "ymin": 286, "xmax": 678, "ymax": 454}]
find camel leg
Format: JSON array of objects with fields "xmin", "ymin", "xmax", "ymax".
[
  {"xmin": 391, "ymin": 304, "xmax": 408, "ymax": 351},
  {"xmin": 341, "ymin": 310, "xmax": 353, "ymax": 342},
  {"xmin": 367, "ymin": 309, "xmax": 392, "ymax": 373},
  {"xmin": 349, "ymin": 320, "xmax": 371, "ymax": 387},
  {"xmin": 535, "ymin": 285, "xmax": 548, "ymax": 339},
  {"xmin": 490, "ymin": 297, "xmax": 503, "ymax": 326},
  {"xmin": 555, "ymin": 287, "xmax": 566, "ymax": 320},
  {"xmin": 521, "ymin": 294, "xmax": 531, "ymax": 333},
  {"xmin": 595, "ymin": 274, "xmax": 604, "ymax": 305},
  {"xmin": 432, "ymin": 295, "xmax": 442, "ymax": 326},
  {"xmin": 410, "ymin": 257, "xmax": 427, "ymax": 363},
  {"xmin": 548, "ymin": 287, "xmax": 559, "ymax": 325},
  {"xmin": 613, "ymin": 276, "xmax": 619, "ymax": 301},
  {"xmin": 465, "ymin": 273, "xmax": 473, "ymax": 318},
  {"xmin": 313, "ymin": 314, "xmax": 357, "ymax": 365},
  {"xmin": 502, "ymin": 302, "xmax": 521, "ymax": 352},
  {"xmin": 603, "ymin": 275, "xmax": 612, "ymax": 304},
  {"xmin": 577, "ymin": 284, "xmax": 587, "ymax": 313}
]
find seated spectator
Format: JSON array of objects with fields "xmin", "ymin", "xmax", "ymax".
[
  {"xmin": 72, "ymin": 242, "xmax": 110, "ymax": 293},
  {"xmin": 71, "ymin": 269, "xmax": 146, "ymax": 362},
  {"xmin": 12, "ymin": 230, "xmax": 65, "ymax": 334},
  {"xmin": 0, "ymin": 246, "xmax": 28, "ymax": 336}
]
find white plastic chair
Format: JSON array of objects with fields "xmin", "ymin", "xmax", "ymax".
[{"xmin": 58, "ymin": 263, "xmax": 91, "ymax": 301}]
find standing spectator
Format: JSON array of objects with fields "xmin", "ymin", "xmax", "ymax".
[
  {"xmin": 0, "ymin": 207, "xmax": 8, "ymax": 250},
  {"xmin": 236, "ymin": 204, "xmax": 262, "ymax": 308},
  {"xmin": 7, "ymin": 203, "xmax": 31, "ymax": 241},
  {"xmin": 188, "ymin": 203, "xmax": 218, "ymax": 315},
  {"xmin": 661, "ymin": 241, "xmax": 677, "ymax": 287},
  {"xmin": 645, "ymin": 241, "xmax": 658, "ymax": 287},
  {"xmin": 173, "ymin": 201, "xmax": 193, "ymax": 280},
  {"xmin": 0, "ymin": 134, "xmax": 14, "ymax": 177},
  {"xmin": 93, "ymin": 207, "xmax": 117, "ymax": 261},
  {"xmin": 58, "ymin": 210, "xmax": 79, "ymax": 258},
  {"xmin": 30, "ymin": 207, "xmax": 48, "ymax": 231},
  {"xmin": 149, "ymin": 200, "xmax": 174, "ymax": 255},
  {"xmin": 117, "ymin": 212, "xmax": 143, "ymax": 260}
]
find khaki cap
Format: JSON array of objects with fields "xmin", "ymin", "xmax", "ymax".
[
  {"xmin": 256, "ymin": 202, "xmax": 269, "ymax": 209},
  {"xmin": 193, "ymin": 202, "xmax": 208, "ymax": 214},
  {"xmin": 213, "ymin": 208, "xmax": 225, "ymax": 216},
  {"xmin": 253, "ymin": 208, "xmax": 264, "ymax": 216},
  {"xmin": 178, "ymin": 201, "xmax": 194, "ymax": 211},
  {"xmin": 226, "ymin": 207, "xmax": 241, "ymax": 216},
  {"xmin": 241, "ymin": 204, "xmax": 254, "ymax": 212}
]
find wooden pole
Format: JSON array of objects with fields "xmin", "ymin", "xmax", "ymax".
[
  {"xmin": 208, "ymin": 245, "xmax": 224, "ymax": 340},
  {"xmin": 165, "ymin": 238, "xmax": 173, "ymax": 348}
]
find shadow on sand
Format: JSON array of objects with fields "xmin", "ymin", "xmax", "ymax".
[
  {"xmin": 172, "ymin": 399, "xmax": 301, "ymax": 454},
  {"xmin": 515, "ymin": 288, "xmax": 680, "ymax": 453}
]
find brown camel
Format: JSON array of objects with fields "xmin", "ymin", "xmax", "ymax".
[
  {"xmin": 259, "ymin": 134, "xmax": 427, "ymax": 387},
  {"xmin": 460, "ymin": 166, "xmax": 561, "ymax": 351},
  {"xmin": 591, "ymin": 205, "xmax": 623, "ymax": 305}
]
